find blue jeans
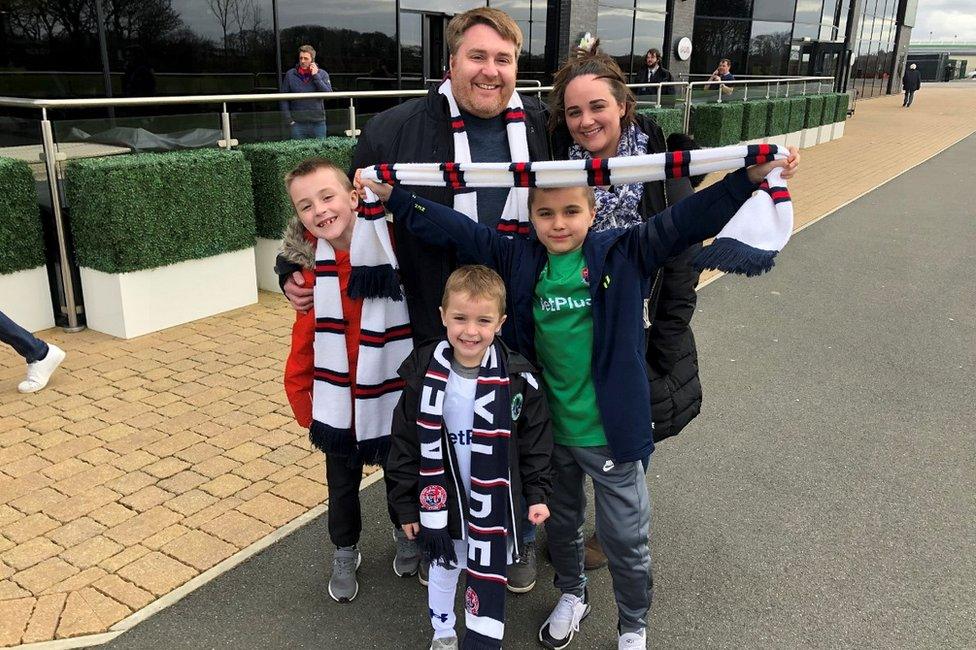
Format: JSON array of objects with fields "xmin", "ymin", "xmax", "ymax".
[
  {"xmin": 290, "ymin": 121, "xmax": 327, "ymax": 139},
  {"xmin": 0, "ymin": 310, "xmax": 47, "ymax": 363}
]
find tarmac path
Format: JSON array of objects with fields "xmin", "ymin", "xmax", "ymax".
[{"xmin": 103, "ymin": 134, "xmax": 976, "ymax": 649}]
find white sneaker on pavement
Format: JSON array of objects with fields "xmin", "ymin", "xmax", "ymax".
[
  {"xmin": 538, "ymin": 591, "xmax": 590, "ymax": 649},
  {"xmin": 18, "ymin": 344, "xmax": 65, "ymax": 393},
  {"xmin": 618, "ymin": 629, "xmax": 646, "ymax": 650}
]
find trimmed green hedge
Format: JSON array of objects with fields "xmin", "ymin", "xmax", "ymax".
[
  {"xmin": 835, "ymin": 93, "xmax": 851, "ymax": 122},
  {"xmin": 803, "ymin": 95, "xmax": 826, "ymax": 129},
  {"xmin": 689, "ymin": 102, "xmax": 745, "ymax": 147},
  {"xmin": 767, "ymin": 98, "xmax": 790, "ymax": 136},
  {"xmin": 65, "ymin": 149, "xmax": 255, "ymax": 274},
  {"xmin": 786, "ymin": 97, "xmax": 807, "ymax": 133},
  {"xmin": 635, "ymin": 107, "xmax": 683, "ymax": 139},
  {"xmin": 740, "ymin": 100, "xmax": 771, "ymax": 141},
  {"xmin": 820, "ymin": 94, "xmax": 839, "ymax": 125},
  {"xmin": 239, "ymin": 137, "xmax": 357, "ymax": 240},
  {"xmin": 0, "ymin": 158, "xmax": 45, "ymax": 275}
]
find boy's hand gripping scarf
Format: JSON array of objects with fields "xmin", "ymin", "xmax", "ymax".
[
  {"xmin": 362, "ymin": 144, "xmax": 794, "ymax": 276},
  {"xmin": 310, "ymin": 188, "xmax": 412, "ymax": 464},
  {"xmin": 418, "ymin": 340, "xmax": 512, "ymax": 650}
]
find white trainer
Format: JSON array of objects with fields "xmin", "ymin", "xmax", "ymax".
[
  {"xmin": 618, "ymin": 629, "xmax": 647, "ymax": 650},
  {"xmin": 538, "ymin": 591, "xmax": 590, "ymax": 649},
  {"xmin": 18, "ymin": 344, "xmax": 65, "ymax": 393}
]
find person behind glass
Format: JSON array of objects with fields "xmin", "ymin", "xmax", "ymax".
[
  {"xmin": 1, "ymin": 310, "xmax": 65, "ymax": 394},
  {"xmin": 276, "ymin": 7, "xmax": 550, "ymax": 594},
  {"xmin": 548, "ymin": 38, "xmax": 707, "ymax": 573},
  {"xmin": 707, "ymin": 58, "xmax": 735, "ymax": 95},
  {"xmin": 902, "ymin": 63, "xmax": 921, "ymax": 108},
  {"xmin": 642, "ymin": 48, "xmax": 674, "ymax": 95},
  {"xmin": 280, "ymin": 44, "xmax": 332, "ymax": 139}
]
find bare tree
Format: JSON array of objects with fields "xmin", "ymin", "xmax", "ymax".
[{"xmin": 206, "ymin": 0, "xmax": 233, "ymax": 54}]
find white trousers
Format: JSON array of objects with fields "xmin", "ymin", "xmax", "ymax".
[{"xmin": 428, "ymin": 538, "xmax": 467, "ymax": 639}]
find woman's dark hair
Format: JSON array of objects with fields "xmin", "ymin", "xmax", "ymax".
[{"xmin": 548, "ymin": 37, "xmax": 637, "ymax": 133}]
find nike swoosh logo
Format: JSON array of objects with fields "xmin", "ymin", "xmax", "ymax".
[{"xmin": 602, "ymin": 460, "xmax": 614, "ymax": 472}]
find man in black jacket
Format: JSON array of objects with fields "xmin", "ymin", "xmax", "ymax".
[
  {"xmin": 642, "ymin": 48, "xmax": 675, "ymax": 95},
  {"xmin": 275, "ymin": 6, "xmax": 550, "ymax": 592},
  {"xmin": 902, "ymin": 63, "xmax": 921, "ymax": 107}
]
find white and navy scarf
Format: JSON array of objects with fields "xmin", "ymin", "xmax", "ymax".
[
  {"xmin": 362, "ymin": 144, "xmax": 794, "ymax": 276},
  {"xmin": 438, "ymin": 77, "xmax": 530, "ymax": 236},
  {"xmin": 310, "ymin": 190, "xmax": 412, "ymax": 464},
  {"xmin": 568, "ymin": 123, "xmax": 648, "ymax": 231},
  {"xmin": 418, "ymin": 340, "xmax": 512, "ymax": 650}
]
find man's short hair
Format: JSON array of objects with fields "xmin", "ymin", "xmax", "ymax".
[
  {"xmin": 442, "ymin": 265, "xmax": 507, "ymax": 316},
  {"xmin": 719, "ymin": 58, "xmax": 731, "ymax": 66},
  {"xmin": 284, "ymin": 157, "xmax": 352, "ymax": 192},
  {"xmin": 446, "ymin": 7, "xmax": 523, "ymax": 57},
  {"xmin": 646, "ymin": 48, "xmax": 662, "ymax": 60},
  {"xmin": 299, "ymin": 44, "xmax": 316, "ymax": 59},
  {"xmin": 527, "ymin": 185, "xmax": 596, "ymax": 212}
]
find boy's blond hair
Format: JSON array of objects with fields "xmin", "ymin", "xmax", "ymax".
[
  {"xmin": 446, "ymin": 7, "xmax": 523, "ymax": 57},
  {"xmin": 442, "ymin": 265, "xmax": 507, "ymax": 316},
  {"xmin": 285, "ymin": 157, "xmax": 353, "ymax": 193},
  {"xmin": 527, "ymin": 185, "xmax": 596, "ymax": 212}
]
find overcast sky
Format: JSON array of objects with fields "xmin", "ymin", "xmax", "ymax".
[{"xmin": 914, "ymin": 0, "xmax": 976, "ymax": 41}]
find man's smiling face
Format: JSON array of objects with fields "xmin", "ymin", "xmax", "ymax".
[{"xmin": 449, "ymin": 23, "xmax": 518, "ymax": 118}]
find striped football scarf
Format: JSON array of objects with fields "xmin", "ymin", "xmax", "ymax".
[
  {"xmin": 418, "ymin": 340, "xmax": 512, "ymax": 650},
  {"xmin": 363, "ymin": 144, "xmax": 793, "ymax": 276},
  {"xmin": 310, "ymin": 188, "xmax": 412, "ymax": 464}
]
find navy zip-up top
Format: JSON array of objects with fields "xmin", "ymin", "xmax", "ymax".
[{"xmin": 385, "ymin": 167, "xmax": 758, "ymax": 462}]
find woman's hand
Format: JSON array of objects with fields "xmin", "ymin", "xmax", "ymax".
[
  {"xmin": 746, "ymin": 145, "xmax": 800, "ymax": 184},
  {"xmin": 354, "ymin": 168, "xmax": 393, "ymax": 202}
]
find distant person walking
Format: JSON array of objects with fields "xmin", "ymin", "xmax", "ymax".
[
  {"xmin": 902, "ymin": 63, "xmax": 921, "ymax": 107},
  {"xmin": 281, "ymin": 45, "xmax": 332, "ymax": 139},
  {"xmin": 0, "ymin": 311, "xmax": 65, "ymax": 393}
]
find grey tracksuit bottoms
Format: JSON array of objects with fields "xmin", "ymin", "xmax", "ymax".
[{"xmin": 545, "ymin": 443, "xmax": 652, "ymax": 633}]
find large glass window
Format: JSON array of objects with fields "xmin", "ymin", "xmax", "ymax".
[
  {"xmin": 794, "ymin": 0, "xmax": 824, "ymax": 25},
  {"xmin": 747, "ymin": 21, "xmax": 792, "ymax": 76},
  {"xmin": 596, "ymin": 6, "xmax": 635, "ymax": 74},
  {"xmin": 631, "ymin": 10, "xmax": 667, "ymax": 77},
  {"xmin": 753, "ymin": 0, "xmax": 796, "ymax": 22},
  {"xmin": 279, "ymin": 0, "xmax": 397, "ymax": 92},
  {"xmin": 690, "ymin": 17, "xmax": 750, "ymax": 76},
  {"xmin": 696, "ymin": 0, "xmax": 753, "ymax": 19}
]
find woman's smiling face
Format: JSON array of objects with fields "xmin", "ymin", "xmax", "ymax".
[{"xmin": 563, "ymin": 73, "xmax": 625, "ymax": 160}]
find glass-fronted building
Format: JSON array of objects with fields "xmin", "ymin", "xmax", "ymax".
[{"xmin": 0, "ymin": 0, "xmax": 916, "ymax": 101}]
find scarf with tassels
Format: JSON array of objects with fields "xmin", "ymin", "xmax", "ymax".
[
  {"xmin": 568, "ymin": 122, "xmax": 648, "ymax": 231},
  {"xmin": 309, "ymin": 188, "xmax": 412, "ymax": 464},
  {"xmin": 362, "ymin": 143, "xmax": 793, "ymax": 276},
  {"xmin": 418, "ymin": 340, "xmax": 512, "ymax": 650}
]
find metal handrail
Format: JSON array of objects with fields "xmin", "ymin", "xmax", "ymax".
[
  {"xmin": 682, "ymin": 76, "xmax": 834, "ymax": 131},
  {"xmin": 0, "ymin": 74, "xmax": 835, "ymax": 330}
]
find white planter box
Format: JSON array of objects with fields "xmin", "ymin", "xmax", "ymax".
[
  {"xmin": 766, "ymin": 134, "xmax": 788, "ymax": 149},
  {"xmin": 800, "ymin": 127, "xmax": 820, "ymax": 148},
  {"xmin": 817, "ymin": 124, "xmax": 833, "ymax": 144},
  {"xmin": 0, "ymin": 266, "xmax": 55, "ymax": 333},
  {"xmin": 80, "ymin": 248, "xmax": 258, "ymax": 339},
  {"xmin": 831, "ymin": 121, "xmax": 846, "ymax": 140},
  {"xmin": 785, "ymin": 131, "xmax": 802, "ymax": 149},
  {"xmin": 255, "ymin": 237, "xmax": 284, "ymax": 293}
]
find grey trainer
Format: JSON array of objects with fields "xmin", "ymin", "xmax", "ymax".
[
  {"xmin": 328, "ymin": 546, "xmax": 361, "ymax": 603},
  {"xmin": 393, "ymin": 529, "xmax": 420, "ymax": 577},
  {"xmin": 429, "ymin": 635, "xmax": 458, "ymax": 650},
  {"xmin": 418, "ymin": 558, "xmax": 430, "ymax": 586},
  {"xmin": 507, "ymin": 541, "xmax": 537, "ymax": 593}
]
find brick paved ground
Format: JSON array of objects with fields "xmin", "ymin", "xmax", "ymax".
[{"xmin": 1, "ymin": 86, "xmax": 974, "ymax": 646}]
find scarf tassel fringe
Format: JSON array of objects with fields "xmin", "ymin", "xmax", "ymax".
[
  {"xmin": 462, "ymin": 630, "xmax": 503, "ymax": 650},
  {"xmin": 308, "ymin": 420, "xmax": 389, "ymax": 466},
  {"xmin": 694, "ymin": 237, "xmax": 777, "ymax": 277},
  {"xmin": 348, "ymin": 264, "xmax": 404, "ymax": 301},
  {"xmin": 418, "ymin": 528, "xmax": 457, "ymax": 565}
]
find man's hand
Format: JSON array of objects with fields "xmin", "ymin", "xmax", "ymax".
[
  {"xmin": 527, "ymin": 504, "xmax": 550, "ymax": 525},
  {"xmin": 747, "ymin": 145, "xmax": 800, "ymax": 184},
  {"xmin": 309, "ymin": 62, "xmax": 319, "ymax": 76},
  {"xmin": 283, "ymin": 271, "xmax": 314, "ymax": 312},
  {"xmin": 402, "ymin": 522, "xmax": 420, "ymax": 540}
]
